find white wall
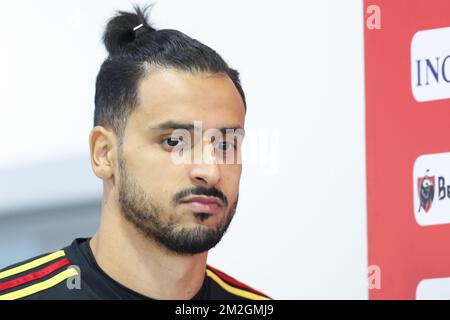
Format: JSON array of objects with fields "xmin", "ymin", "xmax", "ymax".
[{"xmin": 0, "ymin": 0, "xmax": 367, "ymax": 299}]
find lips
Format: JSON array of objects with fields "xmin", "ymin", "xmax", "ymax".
[{"xmin": 179, "ymin": 196, "xmax": 224, "ymax": 214}]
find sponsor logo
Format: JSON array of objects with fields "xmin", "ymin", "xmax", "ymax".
[
  {"xmin": 417, "ymin": 277, "xmax": 450, "ymax": 300},
  {"xmin": 411, "ymin": 26, "xmax": 450, "ymax": 102},
  {"xmin": 413, "ymin": 152, "xmax": 450, "ymax": 226}
]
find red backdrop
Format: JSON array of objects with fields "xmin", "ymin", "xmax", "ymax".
[{"xmin": 364, "ymin": 0, "xmax": 450, "ymax": 299}]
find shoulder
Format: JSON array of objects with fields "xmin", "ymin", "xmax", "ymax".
[
  {"xmin": 0, "ymin": 247, "xmax": 79, "ymax": 300},
  {"xmin": 206, "ymin": 264, "xmax": 271, "ymax": 300}
]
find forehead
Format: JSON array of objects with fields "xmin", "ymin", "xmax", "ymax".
[{"xmin": 131, "ymin": 68, "xmax": 245, "ymax": 129}]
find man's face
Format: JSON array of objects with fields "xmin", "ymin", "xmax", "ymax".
[{"xmin": 116, "ymin": 68, "xmax": 245, "ymax": 255}]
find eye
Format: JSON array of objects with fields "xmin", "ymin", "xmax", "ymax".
[
  {"xmin": 214, "ymin": 140, "xmax": 236, "ymax": 152},
  {"xmin": 162, "ymin": 136, "xmax": 185, "ymax": 148}
]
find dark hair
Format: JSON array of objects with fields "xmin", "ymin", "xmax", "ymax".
[{"xmin": 94, "ymin": 4, "xmax": 246, "ymax": 138}]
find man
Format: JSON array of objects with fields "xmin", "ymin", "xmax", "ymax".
[{"xmin": 0, "ymin": 5, "xmax": 270, "ymax": 300}]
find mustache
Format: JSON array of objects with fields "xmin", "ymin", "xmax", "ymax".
[{"xmin": 173, "ymin": 186, "xmax": 228, "ymax": 207}]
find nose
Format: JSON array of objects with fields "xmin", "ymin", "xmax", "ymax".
[{"xmin": 188, "ymin": 140, "xmax": 221, "ymax": 187}]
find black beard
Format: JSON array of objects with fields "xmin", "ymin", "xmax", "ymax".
[{"xmin": 117, "ymin": 154, "xmax": 237, "ymax": 255}]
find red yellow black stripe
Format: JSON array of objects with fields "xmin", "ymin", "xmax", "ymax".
[
  {"xmin": 206, "ymin": 265, "xmax": 271, "ymax": 300},
  {"xmin": 0, "ymin": 258, "xmax": 70, "ymax": 292},
  {"xmin": 0, "ymin": 250, "xmax": 77, "ymax": 300}
]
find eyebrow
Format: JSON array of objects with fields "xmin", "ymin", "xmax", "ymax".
[{"xmin": 148, "ymin": 121, "xmax": 245, "ymax": 135}]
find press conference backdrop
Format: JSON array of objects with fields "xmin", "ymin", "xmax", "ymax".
[
  {"xmin": 0, "ymin": 1, "xmax": 367, "ymax": 299},
  {"xmin": 365, "ymin": 0, "xmax": 450, "ymax": 299}
]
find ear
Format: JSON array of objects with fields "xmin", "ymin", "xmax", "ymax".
[{"xmin": 89, "ymin": 126, "xmax": 117, "ymax": 180}]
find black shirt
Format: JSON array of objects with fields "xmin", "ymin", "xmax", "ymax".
[{"xmin": 0, "ymin": 238, "xmax": 270, "ymax": 300}]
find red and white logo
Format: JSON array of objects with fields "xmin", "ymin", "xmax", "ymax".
[
  {"xmin": 417, "ymin": 171, "xmax": 435, "ymax": 213},
  {"xmin": 413, "ymin": 152, "xmax": 450, "ymax": 226}
]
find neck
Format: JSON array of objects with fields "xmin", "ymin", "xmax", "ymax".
[{"xmin": 90, "ymin": 193, "xmax": 208, "ymax": 299}]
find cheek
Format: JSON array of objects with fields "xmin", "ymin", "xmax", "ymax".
[
  {"xmin": 132, "ymin": 159, "xmax": 189, "ymax": 200},
  {"xmin": 225, "ymin": 163, "xmax": 242, "ymax": 178},
  {"xmin": 220, "ymin": 165, "xmax": 242, "ymax": 193},
  {"xmin": 120, "ymin": 132, "xmax": 190, "ymax": 201},
  {"xmin": 126, "ymin": 140, "xmax": 180, "ymax": 176}
]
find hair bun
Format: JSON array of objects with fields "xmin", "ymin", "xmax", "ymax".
[{"xmin": 103, "ymin": 5, "xmax": 156, "ymax": 55}]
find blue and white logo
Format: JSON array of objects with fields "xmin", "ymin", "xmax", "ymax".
[{"xmin": 411, "ymin": 26, "xmax": 450, "ymax": 102}]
